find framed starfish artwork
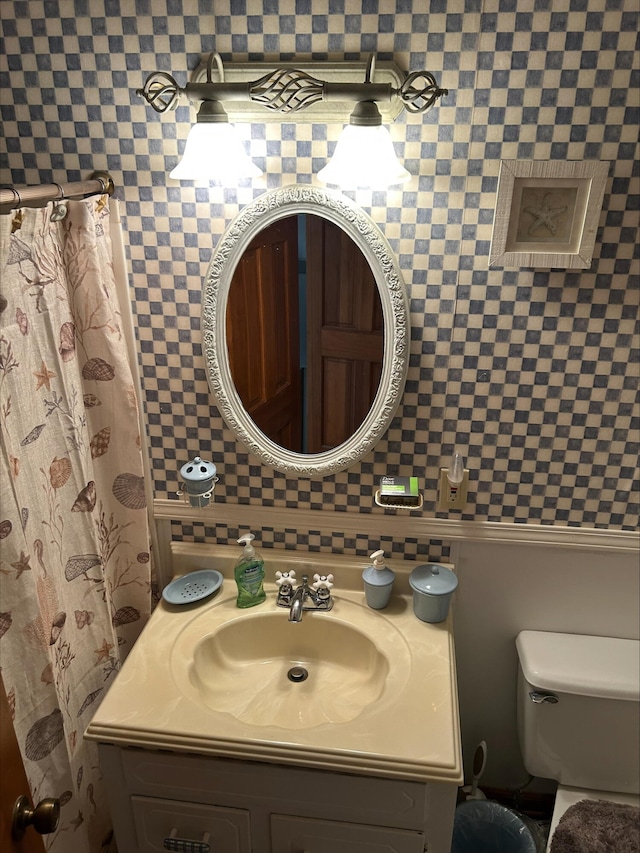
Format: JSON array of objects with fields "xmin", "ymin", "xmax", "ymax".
[{"xmin": 489, "ymin": 160, "xmax": 609, "ymax": 269}]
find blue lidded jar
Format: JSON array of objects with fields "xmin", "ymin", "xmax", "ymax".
[{"xmin": 409, "ymin": 563, "xmax": 458, "ymax": 623}]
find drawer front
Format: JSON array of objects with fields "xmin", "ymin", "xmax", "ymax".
[
  {"xmin": 271, "ymin": 814, "xmax": 425, "ymax": 853},
  {"xmin": 131, "ymin": 796, "xmax": 251, "ymax": 853},
  {"xmin": 122, "ymin": 750, "xmax": 428, "ymax": 829}
]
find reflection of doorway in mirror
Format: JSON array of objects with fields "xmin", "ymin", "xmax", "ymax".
[
  {"xmin": 226, "ymin": 215, "xmax": 303, "ymax": 453},
  {"xmin": 305, "ymin": 216, "xmax": 384, "ymax": 454},
  {"xmin": 226, "ymin": 214, "xmax": 383, "ymax": 455},
  {"xmin": 516, "ymin": 185, "xmax": 578, "ymax": 243}
]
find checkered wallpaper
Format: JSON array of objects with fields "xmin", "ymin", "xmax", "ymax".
[
  {"xmin": 1, "ymin": 0, "xmax": 638, "ymax": 553},
  {"xmin": 170, "ymin": 520, "xmax": 450, "ymax": 563}
]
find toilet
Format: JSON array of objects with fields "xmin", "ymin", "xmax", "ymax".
[{"xmin": 516, "ymin": 630, "xmax": 640, "ymax": 850}]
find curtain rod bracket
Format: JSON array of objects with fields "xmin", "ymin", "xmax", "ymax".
[{"xmin": 91, "ymin": 171, "xmax": 115, "ymax": 197}]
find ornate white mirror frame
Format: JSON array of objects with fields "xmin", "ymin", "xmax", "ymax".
[{"xmin": 202, "ymin": 185, "xmax": 410, "ymax": 477}]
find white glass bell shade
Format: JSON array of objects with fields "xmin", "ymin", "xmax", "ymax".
[
  {"xmin": 170, "ymin": 122, "xmax": 262, "ymax": 181},
  {"xmin": 317, "ymin": 124, "xmax": 410, "ymax": 189}
]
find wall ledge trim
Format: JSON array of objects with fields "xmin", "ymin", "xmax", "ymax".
[{"xmin": 153, "ymin": 499, "xmax": 638, "ymax": 553}]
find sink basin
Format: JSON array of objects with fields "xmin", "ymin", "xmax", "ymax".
[
  {"xmin": 188, "ymin": 613, "xmax": 388, "ymax": 728},
  {"xmin": 171, "ymin": 600, "xmax": 411, "ymax": 730}
]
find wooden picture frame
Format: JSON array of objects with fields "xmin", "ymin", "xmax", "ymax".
[{"xmin": 489, "ymin": 160, "xmax": 609, "ymax": 269}]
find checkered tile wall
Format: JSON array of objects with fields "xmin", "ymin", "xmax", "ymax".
[{"xmin": 1, "ymin": 0, "xmax": 638, "ymax": 553}]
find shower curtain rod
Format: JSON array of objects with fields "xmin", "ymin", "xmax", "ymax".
[{"xmin": 0, "ymin": 170, "xmax": 115, "ymax": 215}]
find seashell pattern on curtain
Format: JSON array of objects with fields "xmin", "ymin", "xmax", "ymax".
[{"xmin": 0, "ymin": 197, "xmax": 152, "ymax": 853}]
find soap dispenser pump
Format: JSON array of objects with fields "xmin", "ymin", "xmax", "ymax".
[
  {"xmin": 362, "ymin": 549, "xmax": 395, "ymax": 610},
  {"xmin": 234, "ymin": 533, "xmax": 266, "ymax": 608}
]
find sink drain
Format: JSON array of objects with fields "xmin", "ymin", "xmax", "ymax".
[{"xmin": 287, "ymin": 666, "xmax": 309, "ymax": 683}]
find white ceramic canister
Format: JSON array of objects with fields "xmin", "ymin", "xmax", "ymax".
[{"xmin": 408, "ymin": 563, "xmax": 458, "ymax": 623}]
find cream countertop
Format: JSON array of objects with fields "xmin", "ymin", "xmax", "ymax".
[{"xmin": 85, "ymin": 545, "xmax": 462, "ymax": 785}]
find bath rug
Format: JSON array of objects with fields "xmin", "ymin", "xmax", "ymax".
[{"xmin": 550, "ymin": 799, "xmax": 639, "ymax": 853}]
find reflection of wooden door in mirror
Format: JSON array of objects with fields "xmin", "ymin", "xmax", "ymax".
[
  {"xmin": 226, "ymin": 216, "xmax": 302, "ymax": 451},
  {"xmin": 306, "ymin": 217, "xmax": 383, "ymax": 453}
]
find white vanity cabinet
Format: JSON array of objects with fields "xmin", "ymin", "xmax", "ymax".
[
  {"xmin": 88, "ymin": 546, "xmax": 462, "ymax": 851},
  {"xmin": 98, "ymin": 743, "xmax": 456, "ymax": 852}
]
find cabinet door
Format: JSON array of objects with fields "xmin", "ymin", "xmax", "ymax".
[
  {"xmin": 271, "ymin": 814, "xmax": 425, "ymax": 853},
  {"xmin": 131, "ymin": 796, "xmax": 251, "ymax": 852}
]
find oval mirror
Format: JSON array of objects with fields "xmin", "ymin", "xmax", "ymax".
[
  {"xmin": 202, "ymin": 185, "xmax": 409, "ymax": 477},
  {"xmin": 227, "ymin": 213, "xmax": 385, "ymax": 454}
]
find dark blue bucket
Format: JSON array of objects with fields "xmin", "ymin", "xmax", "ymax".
[{"xmin": 452, "ymin": 800, "xmax": 544, "ymax": 853}]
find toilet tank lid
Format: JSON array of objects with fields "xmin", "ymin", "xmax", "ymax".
[{"xmin": 516, "ymin": 631, "xmax": 640, "ymax": 701}]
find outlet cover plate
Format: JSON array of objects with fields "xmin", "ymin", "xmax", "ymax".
[{"xmin": 438, "ymin": 468, "xmax": 469, "ymax": 512}]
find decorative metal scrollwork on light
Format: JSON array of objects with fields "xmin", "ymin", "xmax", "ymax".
[
  {"xmin": 399, "ymin": 70, "xmax": 447, "ymax": 113},
  {"xmin": 138, "ymin": 71, "xmax": 181, "ymax": 114},
  {"xmin": 251, "ymin": 68, "xmax": 326, "ymax": 113},
  {"xmin": 137, "ymin": 52, "xmax": 448, "ymax": 119}
]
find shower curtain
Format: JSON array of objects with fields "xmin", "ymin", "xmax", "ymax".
[{"xmin": 0, "ymin": 196, "xmax": 152, "ymax": 852}]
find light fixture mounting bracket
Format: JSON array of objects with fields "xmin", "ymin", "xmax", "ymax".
[{"xmin": 138, "ymin": 54, "xmax": 447, "ymax": 125}]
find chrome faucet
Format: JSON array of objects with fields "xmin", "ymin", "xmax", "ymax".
[
  {"xmin": 288, "ymin": 576, "xmax": 312, "ymax": 622},
  {"xmin": 276, "ymin": 572, "xmax": 334, "ymax": 621}
]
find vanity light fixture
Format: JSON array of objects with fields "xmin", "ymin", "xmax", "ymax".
[
  {"xmin": 169, "ymin": 100, "xmax": 263, "ymax": 181},
  {"xmin": 317, "ymin": 100, "xmax": 411, "ymax": 189},
  {"xmin": 137, "ymin": 52, "xmax": 447, "ymax": 188},
  {"xmin": 163, "ymin": 54, "xmax": 262, "ymax": 181}
]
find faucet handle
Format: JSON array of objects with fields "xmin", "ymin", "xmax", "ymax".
[
  {"xmin": 312, "ymin": 573, "xmax": 333, "ymax": 591},
  {"xmin": 276, "ymin": 570, "xmax": 296, "ymax": 587}
]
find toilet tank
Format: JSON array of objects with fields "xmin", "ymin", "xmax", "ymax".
[{"xmin": 516, "ymin": 631, "xmax": 640, "ymax": 794}]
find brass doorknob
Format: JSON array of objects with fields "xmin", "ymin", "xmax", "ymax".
[{"xmin": 11, "ymin": 795, "xmax": 60, "ymax": 839}]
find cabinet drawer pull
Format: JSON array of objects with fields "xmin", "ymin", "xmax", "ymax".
[{"xmin": 163, "ymin": 828, "xmax": 211, "ymax": 852}]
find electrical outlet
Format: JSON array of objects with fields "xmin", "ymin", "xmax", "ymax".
[{"xmin": 437, "ymin": 467, "xmax": 469, "ymax": 511}]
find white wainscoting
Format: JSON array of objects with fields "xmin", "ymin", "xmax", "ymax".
[
  {"xmin": 453, "ymin": 539, "xmax": 639, "ymax": 789},
  {"xmin": 153, "ymin": 498, "xmax": 637, "ymax": 586}
]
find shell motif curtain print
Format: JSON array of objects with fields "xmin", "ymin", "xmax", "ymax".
[{"xmin": 0, "ymin": 197, "xmax": 152, "ymax": 852}]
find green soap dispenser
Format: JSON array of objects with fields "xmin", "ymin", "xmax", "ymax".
[{"xmin": 234, "ymin": 533, "xmax": 266, "ymax": 608}]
